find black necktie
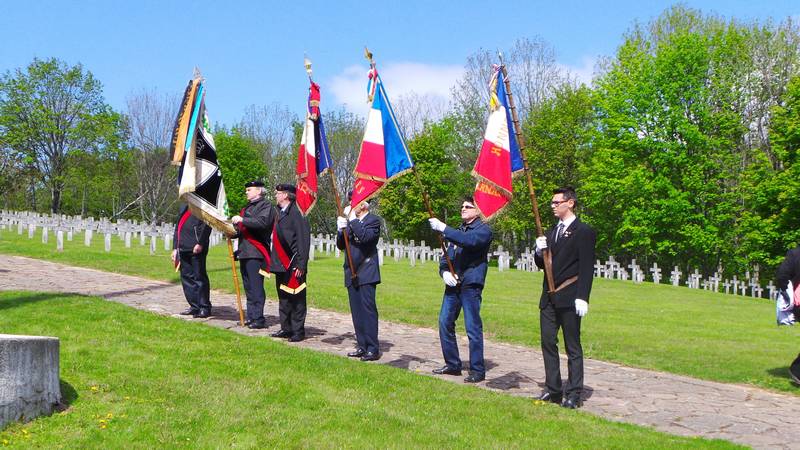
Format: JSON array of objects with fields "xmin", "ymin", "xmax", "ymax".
[{"xmin": 555, "ymin": 223, "xmax": 565, "ymax": 243}]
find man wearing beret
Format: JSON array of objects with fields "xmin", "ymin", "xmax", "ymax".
[
  {"xmin": 171, "ymin": 202, "xmax": 213, "ymax": 318},
  {"xmin": 533, "ymin": 186, "xmax": 596, "ymax": 409},
  {"xmin": 231, "ymin": 180, "xmax": 276, "ymax": 329},
  {"xmin": 428, "ymin": 196, "xmax": 493, "ymax": 383},
  {"xmin": 337, "ymin": 194, "xmax": 382, "ymax": 361},
  {"xmin": 269, "ymin": 183, "xmax": 311, "ymax": 342}
]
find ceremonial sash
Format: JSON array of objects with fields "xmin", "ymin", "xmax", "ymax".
[
  {"xmin": 174, "ymin": 208, "xmax": 192, "ymax": 271},
  {"xmin": 272, "ymin": 212, "xmax": 306, "ymax": 294},
  {"xmin": 238, "ymin": 207, "xmax": 271, "ymax": 278}
]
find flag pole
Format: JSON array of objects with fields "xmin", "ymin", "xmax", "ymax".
[
  {"xmin": 498, "ymin": 53, "xmax": 556, "ymax": 293},
  {"xmin": 226, "ymin": 237, "xmax": 246, "ymax": 326},
  {"xmin": 304, "ymin": 56, "xmax": 359, "ymax": 281},
  {"xmin": 363, "ymin": 47, "xmax": 457, "ymax": 277}
]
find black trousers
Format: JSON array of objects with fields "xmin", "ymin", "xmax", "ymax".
[
  {"xmin": 240, "ymin": 258, "xmax": 266, "ymax": 324},
  {"xmin": 179, "ymin": 251, "xmax": 210, "ymax": 310},
  {"xmin": 540, "ymin": 301, "xmax": 583, "ymax": 398},
  {"xmin": 276, "ymin": 273, "xmax": 307, "ymax": 337},
  {"xmin": 347, "ymin": 283, "xmax": 379, "ymax": 354}
]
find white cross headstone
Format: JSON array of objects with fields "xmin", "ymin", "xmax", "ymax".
[
  {"xmin": 594, "ymin": 260, "xmax": 604, "ymax": 278},
  {"xmin": 670, "ymin": 266, "xmax": 682, "ymax": 287},
  {"xmin": 104, "ymin": 233, "xmax": 112, "ymax": 252},
  {"xmin": 56, "ymin": 229, "xmax": 64, "ymax": 252},
  {"xmin": 41, "ymin": 226, "xmax": 48, "ymax": 244},
  {"xmin": 767, "ymin": 281, "xmax": 777, "ymax": 300},
  {"xmin": 650, "ymin": 263, "xmax": 662, "ymax": 284}
]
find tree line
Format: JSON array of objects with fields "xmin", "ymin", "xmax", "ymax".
[{"xmin": 1, "ymin": 6, "xmax": 799, "ymax": 281}]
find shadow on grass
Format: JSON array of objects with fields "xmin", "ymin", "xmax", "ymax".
[
  {"xmin": 0, "ymin": 292, "xmax": 72, "ymax": 312},
  {"xmin": 102, "ymin": 283, "xmax": 176, "ymax": 299},
  {"xmin": 767, "ymin": 366, "xmax": 792, "ymax": 381},
  {"xmin": 57, "ymin": 379, "xmax": 79, "ymax": 411}
]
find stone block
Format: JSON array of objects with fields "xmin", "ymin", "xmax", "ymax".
[{"xmin": 0, "ymin": 334, "xmax": 61, "ymax": 429}]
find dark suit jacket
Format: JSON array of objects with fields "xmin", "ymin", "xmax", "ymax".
[
  {"xmin": 534, "ymin": 217, "xmax": 596, "ymax": 309},
  {"xmin": 439, "ymin": 219, "xmax": 493, "ymax": 288},
  {"xmin": 235, "ymin": 198, "xmax": 275, "ymax": 260},
  {"xmin": 337, "ymin": 213, "xmax": 382, "ymax": 287},
  {"xmin": 173, "ymin": 205, "xmax": 211, "ymax": 252},
  {"xmin": 776, "ymin": 246, "xmax": 800, "ymax": 290},
  {"xmin": 269, "ymin": 201, "xmax": 310, "ymax": 274}
]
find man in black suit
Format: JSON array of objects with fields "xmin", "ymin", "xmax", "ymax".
[
  {"xmin": 775, "ymin": 245, "xmax": 800, "ymax": 384},
  {"xmin": 172, "ymin": 203, "xmax": 212, "ymax": 318},
  {"xmin": 269, "ymin": 183, "xmax": 311, "ymax": 342},
  {"xmin": 534, "ymin": 186, "xmax": 596, "ymax": 408},
  {"xmin": 429, "ymin": 196, "xmax": 493, "ymax": 383},
  {"xmin": 337, "ymin": 195, "xmax": 382, "ymax": 361},
  {"xmin": 231, "ymin": 180, "xmax": 276, "ymax": 329}
]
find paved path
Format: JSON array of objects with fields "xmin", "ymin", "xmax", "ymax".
[{"xmin": 1, "ymin": 255, "xmax": 798, "ymax": 449}]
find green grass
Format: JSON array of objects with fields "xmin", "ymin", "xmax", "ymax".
[
  {"xmin": 0, "ymin": 291, "xmax": 735, "ymax": 448},
  {"xmin": 2, "ymin": 227, "xmax": 799, "ymax": 394}
]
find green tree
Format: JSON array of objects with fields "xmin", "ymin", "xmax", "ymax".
[
  {"xmin": 215, "ymin": 129, "xmax": 267, "ymax": 213},
  {"xmin": 0, "ymin": 58, "xmax": 123, "ymax": 213}
]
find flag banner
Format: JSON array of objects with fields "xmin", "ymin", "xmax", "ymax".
[
  {"xmin": 169, "ymin": 78, "xmax": 201, "ymax": 166},
  {"xmin": 296, "ymin": 81, "xmax": 333, "ymax": 216},
  {"xmin": 471, "ymin": 66, "xmax": 524, "ymax": 220},
  {"xmin": 174, "ymin": 78, "xmax": 235, "ymax": 236},
  {"xmin": 350, "ymin": 68, "xmax": 413, "ymax": 208}
]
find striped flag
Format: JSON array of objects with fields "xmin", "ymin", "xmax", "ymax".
[
  {"xmin": 471, "ymin": 66, "xmax": 524, "ymax": 220},
  {"xmin": 350, "ymin": 67, "xmax": 413, "ymax": 208},
  {"xmin": 171, "ymin": 76, "xmax": 235, "ymax": 236},
  {"xmin": 296, "ymin": 81, "xmax": 332, "ymax": 216}
]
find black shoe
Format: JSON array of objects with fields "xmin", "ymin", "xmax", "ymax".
[
  {"xmin": 193, "ymin": 308, "xmax": 211, "ymax": 318},
  {"xmin": 247, "ymin": 322, "xmax": 267, "ymax": 329},
  {"xmin": 464, "ymin": 372, "xmax": 485, "ymax": 383},
  {"xmin": 180, "ymin": 308, "xmax": 199, "ymax": 316},
  {"xmin": 288, "ymin": 334, "xmax": 305, "ymax": 342},
  {"xmin": 270, "ymin": 330, "xmax": 291, "ymax": 338},
  {"xmin": 432, "ymin": 366, "xmax": 462, "ymax": 376},
  {"xmin": 536, "ymin": 391, "xmax": 563, "ymax": 404},
  {"xmin": 360, "ymin": 351, "xmax": 380, "ymax": 361},
  {"xmin": 347, "ymin": 348, "xmax": 366, "ymax": 358},
  {"xmin": 562, "ymin": 396, "xmax": 582, "ymax": 409}
]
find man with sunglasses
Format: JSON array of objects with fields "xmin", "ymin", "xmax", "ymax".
[
  {"xmin": 429, "ymin": 196, "xmax": 493, "ymax": 383},
  {"xmin": 534, "ymin": 186, "xmax": 596, "ymax": 409}
]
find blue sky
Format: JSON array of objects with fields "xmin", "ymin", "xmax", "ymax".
[{"xmin": 1, "ymin": 0, "xmax": 797, "ymax": 126}]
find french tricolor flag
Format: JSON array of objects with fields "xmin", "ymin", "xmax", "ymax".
[
  {"xmin": 350, "ymin": 68, "xmax": 414, "ymax": 209},
  {"xmin": 296, "ymin": 81, "xmax": 332, "ymax": 216},
  {"xmin": 471, "ymin": 66, "xmax": 524, "ymax": 220}
]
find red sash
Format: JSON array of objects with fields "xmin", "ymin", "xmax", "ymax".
[
  {"xmin": 238, "ymin": 207, "xmax": 272, "ymax": 272},
  {"xmin": 174, "ymin": 208, "xmax": 192, "ymax": 270},
  {"xmin": 272, "ymin": 212, "xmax": 306, "ymax": 294}
]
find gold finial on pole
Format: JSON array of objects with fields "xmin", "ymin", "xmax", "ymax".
[
  {"xmin": 304, "ymin": 54, "xmax": 312, "ymax": 77},
  {"xmin": 364, "ymin": 46, "xmax": 374, "ymax": 64}
]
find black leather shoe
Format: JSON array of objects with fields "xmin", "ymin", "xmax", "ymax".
[
  {"xmin": 270, "ymin": 330, "xmax": 291, "ymax": 338},
  {"xmin": 432, "ymin": 366, "xmax": 462, "ymax": 376},
  {"xmin": 248, "ymin": 322, "xmax": 267, "ymax": 329},
  {"xmin": 288, "ymin": 334, "xmax": 305, "ymax": 342},
  {"xmin": 347, "ymin": 348, "xmax": 366, "ymax": 358},
  {"xmin": 464, "ymin": 372, "xmax": 485, "ymax": 383},
  {"xmin": 180, "ymin": 308, "xmax": 199, "ymax": 316},
  {"xmin": 193, "ymin": 308, "xmax": 211, "ymax": 318},
  {"xmin": 360, "ymin": 351, "xmax": 380, "ymax": 361},
  {"xmin": 562, "ymin": 396, "xmax": 582, "ymax": 409},
  {"xmin": 536, "ymin": 391, "xmax": 563, "ymax": 404}
]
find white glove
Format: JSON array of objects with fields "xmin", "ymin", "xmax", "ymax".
[
  {"xmin": 535, "ymin": 236, "xmax": 548, "ymax": 251},
  {"xmin": 442, "ymin": 271, "xmax": 458, "ymax": 287},
  {"xmin": 575, "ymin": 299, "xmax": 588, "ymax": 317},
  {"xmin": 429, "ymin": 218, "xmax": 446, "ymax": 232},
  {"xmin": 336, "ymin": 216, "xmax": 348, "ymax": 231}
]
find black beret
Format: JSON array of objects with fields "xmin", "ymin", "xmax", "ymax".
[
  {"xmin": 275, "ymin": 183, "xmax": 297, "ymax": 194},
  {"xmin": 347, "ymin": 190, "xmax": 353, "ymax": 201},
  {"xmin": 245, "ymin": 180, "xmax": 265, "ymax": 188}
]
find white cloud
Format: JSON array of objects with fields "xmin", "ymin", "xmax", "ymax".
[
  {"xmin": 557, "ymin": 56, "xmax": 597, "ymax": 87},
  {"xmin": 328, "ymin": 62, "xmax": 464, "ymax": 118}
]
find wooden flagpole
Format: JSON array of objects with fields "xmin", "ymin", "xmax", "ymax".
[
  {"xmin": 226, "ymin": 238, "xmax": 246, "ymax": 326},
  {"xmin": 304, "ymin": 56, "xmax": 359, "ymax": 281},
  {"xmin": 363, "ymin": 47, "xmax": 458, "ymax": 277},
  {"xmin": 498, "ymin": 54, "xmax": 556, "ymax": 292}
]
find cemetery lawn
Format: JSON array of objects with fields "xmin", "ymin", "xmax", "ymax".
[
  {"xmin": 1, "ymin": 230, "xmax": 799, "ymax": 395},
  {"xmin": 0, "ymin": 291, "xmax": 735, "ymax": 449}
]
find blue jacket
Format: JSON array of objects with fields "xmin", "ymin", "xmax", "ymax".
[
  {"xmin": 337, "ymin": 213, "xmax": 382, "ymax": 287},
  {"xmin": 439, "ymin": 219, "xmax": 493, "ymax": 288}
]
